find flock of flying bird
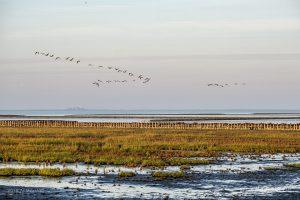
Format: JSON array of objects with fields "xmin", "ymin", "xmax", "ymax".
[
  {"xmin": 34, "ymin": 51, "xmax": 81, "ymax": 63},
  {"xmin": 34, "ymin": 51, "xmax": 247, "ymax": 88},
  {"xmin": 207, "ymin": 83, "xmax": 246, "ymax": 88},
  {"xmin": 92, "ymin": 80, "xmax": 131, "ymax": 87},
  {"xmin": 34, "ymin": 51, "xmax": 151, "ymax": 87}
]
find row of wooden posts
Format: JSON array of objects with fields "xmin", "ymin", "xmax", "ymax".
[{"xmin": 0, "ymin": 120, "xmax": 300, "ymax": 130}]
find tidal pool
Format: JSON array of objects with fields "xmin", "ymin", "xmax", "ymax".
[{"xmin": 0, "ymin": 153, "xmax": 299, "ymax": 199}]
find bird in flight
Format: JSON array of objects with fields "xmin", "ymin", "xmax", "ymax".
[
  {"xmin": 55, "ymin": 57, "xmax": 61, "ymax": 60},
  {"xmin": 92, "ymin": 82, "xmax": 100, "ymax": 87},
  {"xmin": 76, "ymin": 60, "xmax": 80, "ymax": 64},
  {"xmin": 143, "ymin": 78, "xmax": 151, "ymax": 83}
]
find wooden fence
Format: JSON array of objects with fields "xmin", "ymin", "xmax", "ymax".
[{"xmin": 0, "ymin": 120, "xmax": 300, "ymax": 131}]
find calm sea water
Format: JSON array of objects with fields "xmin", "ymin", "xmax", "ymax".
[
  {"xmin": 1, "ymin": 109, "xmax": 300, "ymax": 124},
  {"xmin": 1, "ymin": 109, "xmax": 300, "ymax": 116}
]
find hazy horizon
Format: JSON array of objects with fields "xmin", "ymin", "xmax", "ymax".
[{"xmin": 1, "ymin": 0, "xmax": 300, "ymax": 110}]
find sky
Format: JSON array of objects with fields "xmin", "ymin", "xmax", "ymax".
[{"xmin": 0, "ymin": 0, "xmax": 300, "ymax": 110}]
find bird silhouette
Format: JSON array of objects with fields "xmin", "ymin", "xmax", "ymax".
[
  {"xmin": 55, "ymin": 57, "xmax": 61, "ymax": 60},
  {"xmin": 45, "ymin": 53, "xmax": 49, "ymax": 56},
  {"xmin": 143, "ymin": 78, "xmax": 151, "ymax": 83},
  {"xmin": 50, "ymin": 55, "xmax": 54, "ymax": 57},
  {"xmin": 92, "ymin": 82, "xmax": 100, "ymax": 87},
  {"xmin": 65, "ymin": 57, "xmax": 70, "ymax": 60},
  {"xmin": 76, "ymin": 60, "xmax": 80, "ymax": 64},
  {"xmin": 34, "ymin": 51, "xmax": 39, "ymax": 55},
  {"xmin": 69, "ymin": 58, "xmax": 74, "ymax": 61}
]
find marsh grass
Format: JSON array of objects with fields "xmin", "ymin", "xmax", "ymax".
[
  {"xmin": 118, "ymin": 171, "xmax": 136, "ymax": 178},
  {"xmin": 285, "ymin": 163, "xmax": 300, "ymax": 169},
  {"xmin": 167, "ymin": 158, "xmax": 211, "ymax": 166},
  {"xmin": 0, "ymin": 127, "xmax": 299, "ymax": 167},
  {"xmin": 264, "ymin": 166, "xmax": 283, "ymax": 171},
  {"xmin": 152, "ymin": 171, "xmax": 185, "ymax": 179},
  {"xmin": 179, "ymin": 165, "xmax": 191, "ymax": 171},
  {"xmin": 39, "ymin": 168, "xmax": 75, "ymax": 177},
  {"xmin": 0, "ymin": 168, "xmax": 75, "ymax": 177}
]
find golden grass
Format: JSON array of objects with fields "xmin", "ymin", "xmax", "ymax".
[
  {"xmin": 0, "ymin": 168, "xmax": 75, "ymax": 177},
  {"xmin": 179, "ymin": 165, "xmax": 191, "ymax": 171},
  {"xmin": 285, "ymin": 163, "xmax": 300, "ymax": 168},
  {"xmin": 263, "ymin": 166, "xmax": 282, "ymax": 171},
  {"xmin": 152, "ymin": 171, "xmax": 185, "ymax": 179},
  {"xmin": 118, "ymin": 171, "xmax": 136, "ymax": 178},
  {"xmin": 0, "ymin": 127, "xmax": 299, "ymax": 167}
]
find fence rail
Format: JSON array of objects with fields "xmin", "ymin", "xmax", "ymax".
[{"xmin": 0, "ymin": 120, "xmax": 300, "ymax": 131}]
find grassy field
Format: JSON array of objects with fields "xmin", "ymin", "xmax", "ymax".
[{"xmin": 0, "ymin": 127, "xmax": 299, "ymax": 167}]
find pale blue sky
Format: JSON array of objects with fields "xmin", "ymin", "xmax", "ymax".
[{"xmin": 0, "ymin": 0, "xmax": 300, "ymax": 109}]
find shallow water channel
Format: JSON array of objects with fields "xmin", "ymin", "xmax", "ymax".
[{"xmin": 0, "ymin": 153, "xmax": 299, "ymax": 199}]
